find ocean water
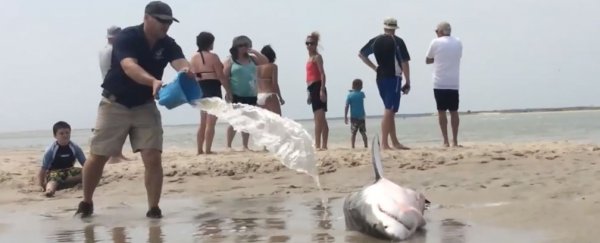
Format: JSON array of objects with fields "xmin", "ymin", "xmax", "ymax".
[{"xmin": 1, "ymin": 110, "xmax": 599, "ymax": 151}]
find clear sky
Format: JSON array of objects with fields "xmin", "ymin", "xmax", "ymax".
[{"xmin": 0, "ymin": 0, "xmax": 598, "ymax": 133}]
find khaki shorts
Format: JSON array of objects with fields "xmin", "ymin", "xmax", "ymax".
[{"xmin": 90, "ymin": 98, "xmax": 163, "ymax": 156}]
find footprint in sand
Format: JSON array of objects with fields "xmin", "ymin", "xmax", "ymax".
[{"xmin": 512, "ymin": 152, "xmax": 525, "ymax": 157}]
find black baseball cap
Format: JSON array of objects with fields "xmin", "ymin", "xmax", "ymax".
[{"xmin": 145, "ymin": 1, "xmax": 179, "ymax": 23}]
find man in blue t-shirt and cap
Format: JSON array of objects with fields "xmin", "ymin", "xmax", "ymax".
[
  {"xmin": 358, "ymin": 17, "xmax": 412, "ymax": 150},
  {"xmin": 76, "ymin": 1, "xmax": 193, "ymax": 219}
]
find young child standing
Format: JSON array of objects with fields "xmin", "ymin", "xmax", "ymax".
[
  {"xmin": 344, "ymin": 79, "xmax": 368, "ymax": 148},
  {"xmin": 38, "ymin": 121, "xmax": 86, "ymax": 197}
]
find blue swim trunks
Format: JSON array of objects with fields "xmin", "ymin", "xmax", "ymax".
[{"xmin": 376, "ymin": 76, "xmax": 401, "ymax": 113}]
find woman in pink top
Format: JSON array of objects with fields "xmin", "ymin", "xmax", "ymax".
[{"xmin": 305, "ymin": 31, "xmax": 329, "ymax": 150}]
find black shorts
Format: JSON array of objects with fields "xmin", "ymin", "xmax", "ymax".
[
  {"xmin": 308, "ymin": 81, "xmax": 327, "ymax": 112},
  {"xmin": 232, "ymin": 95, "xmax": 257, "ymax": 106},
  {"xmin": 350, "ymin": 118, "xmax": 366, "ymax": 134},
  {"xmin": 434, "ymin": 89, "xmax": 459, "ymax": 111},
  {"xmin": 198, "ymin": 79, "xmax": 222, "ymax": 98}
]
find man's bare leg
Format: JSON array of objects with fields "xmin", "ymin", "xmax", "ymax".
[
  {"xmin": 438, "ymin": 111, "xmax": 450, "ymax": 147},
  {"xmin": 381, "ymin": 110, "xmax": 393, "ymax": 150},
  {"xmin": 351, "ymin": 132, "xmax": 357, "ymax": 148},
  {"xmin": 450, "ymin": 111, "xmax": 460, "ymax": 147},
  {"xmin": 388, "ymin": 114, "xmax": 410, "ymax": 150},
  {"xmin": 141, "ymin": 149, "xmax": 163, "ymax": 210},
  {"xmin": 360, "ymin": 130, "xmax": 368, "ymax": 148},
  {"xmin": 82, "ymin": 154, "xmax": 110, "ymax": 204}
]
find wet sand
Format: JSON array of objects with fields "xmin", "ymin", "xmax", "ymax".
[
  {"xmin": 1, "ymin": 141, "xmax": 599, "ymax": 242},
  {"xmin": 0, "ymin": 196, "xmax": 544, "ymax": 243}
]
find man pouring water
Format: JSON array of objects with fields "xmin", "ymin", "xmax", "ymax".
[{"xmin": 76, "ymin": 1, "xmax": 193, "ymax": 219}]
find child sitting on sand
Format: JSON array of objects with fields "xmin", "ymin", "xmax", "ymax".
[
  {"xmin": 38, "ymin": 121, "xmax": 86, "ymax": 197},
  {"xmin": 344, "ymin": 79, "xmax": 368, "ymax": 148}
]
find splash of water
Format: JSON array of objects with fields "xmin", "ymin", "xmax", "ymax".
[{"xmin": 195, "ymin": 98, "xmax": 328, "ymax": 208}]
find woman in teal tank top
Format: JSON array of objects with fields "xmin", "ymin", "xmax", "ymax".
[{"xmin": 223, "ymin": 35, "xmax": 269, "ymax": 151}]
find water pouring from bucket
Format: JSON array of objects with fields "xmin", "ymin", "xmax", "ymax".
[
  {"xmin": 156, "ymin": 71, "xmax": 202, "ymax": 110},
  {"xmin": 196, "ymin": 98, "xmax": 328, "ymax": 208}
]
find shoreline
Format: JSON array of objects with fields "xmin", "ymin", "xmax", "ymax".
[{"xmin": 1, "ymin": 106, "xmax": 599, "ymax": 136}]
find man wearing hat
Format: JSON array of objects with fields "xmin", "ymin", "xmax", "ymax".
[
  {"xmin": 77, "ymin": 1, "xmax": 193, "ymax": 219},
  {"xmin": 358, "ymin": 17, "xmax": 412, "ymax": 150},
  {"xmin": 98, "ymin": 25, "xmax": 133, "ymax": 164}
]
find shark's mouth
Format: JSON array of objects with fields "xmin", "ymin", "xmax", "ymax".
[{"xmin": 377, "ymin": 204, "xmax": 411, "ymax": 230}]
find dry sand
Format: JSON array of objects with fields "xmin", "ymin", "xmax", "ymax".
[{"xmin": 1, "ymin": 141, "xmax": 599, "ymax": 242}]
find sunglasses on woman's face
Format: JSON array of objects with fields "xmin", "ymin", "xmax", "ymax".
[
  {"xmin": 305, "ymin": 42, "xmax": 315, "ymax": 46},
  {"xmin": 237, "ymin": 43, "xmax": 250, "ymax": 48}
]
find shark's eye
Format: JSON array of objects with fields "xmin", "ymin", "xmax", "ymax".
[{"xmin": 384, "ymin": 225, "xmax": 388, "ymax": 229}]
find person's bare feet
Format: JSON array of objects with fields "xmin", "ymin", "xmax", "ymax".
[
  {"xmin": 393, "ymin": 143, "xmax": 410, "ymax": 150},
  {"xmin": 205, "ymin": 151, "xmax": 217, "ymax": 155},
  {"xmin": 197, "ymin": 150, "xmax": 204, "ymax": 155},
  {"xmin": 44, "ymin": 190, "xmax": 55, "ymax": 197},
  {"xmin": 452, "ymin": 143, "xmax": 463, "ymax": 148},
  {"xmin": 44, "ymin": 182, "xmax": 57, "ymax": 197},
  {"xmin": 443, "ymin": 142, "xmax": 450, "ymax": 148},
  {"xmin": 382, "ymin": 145, "xmax": 394, "ymax": 150}
]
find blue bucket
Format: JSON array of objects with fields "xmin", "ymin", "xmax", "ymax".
[{"xmin": 157, "ymin": 72, "xmax": 202, "ymax": 110}]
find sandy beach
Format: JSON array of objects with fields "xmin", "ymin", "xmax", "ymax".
[{"xmin": 1, "ymin": 141, "xmax": 599, "ymax": 242}]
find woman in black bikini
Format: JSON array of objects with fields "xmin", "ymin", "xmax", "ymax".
[{"xmin": 190, "ymin": 32, "xmax": 232, "ymax": 155}]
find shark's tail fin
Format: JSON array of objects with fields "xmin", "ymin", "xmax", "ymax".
[{"xmin": 372, "ymin": 134, "xmax": 384, "ymax": 181}]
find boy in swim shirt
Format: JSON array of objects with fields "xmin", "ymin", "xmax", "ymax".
[
  {"xmin": 345, "ymin": 79, "xmax": 368, "ymax": 148},
  {"xmin": 38, "ymin": 121, "xmax": 86, "ymax": 197}
]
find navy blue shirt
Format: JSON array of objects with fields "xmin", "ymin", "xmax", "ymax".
[
  {"xmin": 102, "ymin": 24, "xmax": 185, "ymax": 108},
  {"xmin": 360, "ymin": 34, "xmax": 410, "ymax": 81}
]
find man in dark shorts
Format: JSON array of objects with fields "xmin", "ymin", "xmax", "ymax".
[
  {"xmin": 358, "ymin": 17, "xmax": 411, "ymax": 150},
  {"xmin": 75, "ymin": 1, "xmax": 193, "ymax": 219},
  {"xmin": 426, "ymin": 22, "xmax": 463, "ymax": 147}
]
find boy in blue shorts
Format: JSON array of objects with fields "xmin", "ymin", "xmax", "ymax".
[
  {"xmin": 344, "ymin": 79, "xmax": 368, "ymax": 148},
  {"xmin": 38, "ymin": 121, "xmax": 86, "ymax": 197}
]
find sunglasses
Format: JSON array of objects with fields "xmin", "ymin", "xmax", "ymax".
[
  {"xmin": 305, "ymin": 42, "xmax": 315, "ymax": 46},
  {"xmin": 236, "ymin": 43, "xmax": 250, "ymax": 48},
  {"xmin": 153, "ymin": 16, "xmax": 173, "ymax": 25}
]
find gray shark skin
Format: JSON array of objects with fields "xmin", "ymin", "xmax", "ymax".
[{"xmin": 343, "ymin": 135, "xmax": 429, "ymax": 241}]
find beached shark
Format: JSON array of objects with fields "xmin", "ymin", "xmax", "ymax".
[{"xmin": 343, "ymin": 135, "xmax": 430, "ymax": 241}]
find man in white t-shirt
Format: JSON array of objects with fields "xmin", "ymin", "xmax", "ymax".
[
  {"xmin": 98, "ymin": 25, "xmax": 131, "ymax": 163},
  {"xmin": 425, "ymin": 22, "xmax": 463, "ymax": 147}
]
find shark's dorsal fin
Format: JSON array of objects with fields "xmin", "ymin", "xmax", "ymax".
[{"xmin": 372, "ymin": 134, "xmax": 384, "ymax": 181}]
